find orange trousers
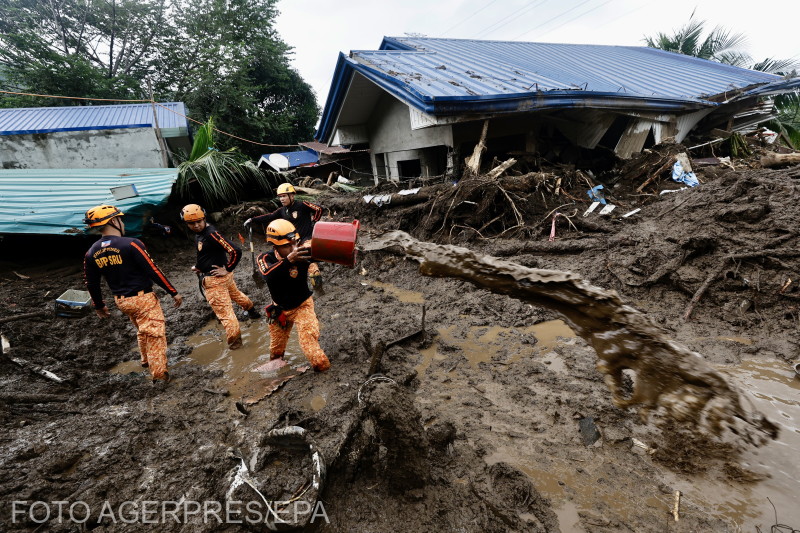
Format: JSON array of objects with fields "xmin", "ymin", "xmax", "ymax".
[
  {"xmin": 203, "ymin": 272, "xmax": 254, "ymax": 347},
  {"xmin": 269, "ymin": 296, "xmax": 330, "ymax": 371},
  {"xmin": 114, "ymin": 291, "xmax": 168, "ymax": 380}
]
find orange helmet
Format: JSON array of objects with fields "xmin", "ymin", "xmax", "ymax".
[
  {"xmin": 180, "ymin": 204, "xmax": 206, "ymax": 222},
  {"xmin": 276, "ymin": 183, "xmax": 296, "ymax": 195},
  {"xmin": 84, "ymin": 205, "xmax": 124, "ymax": 227},
  {"xmin": 266, "ymin": 219, "xmax": 299, "ymax": 245}
]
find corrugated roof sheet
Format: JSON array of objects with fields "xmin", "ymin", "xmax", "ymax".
[
  {"xmin": 375, "ymin": 37, "xmax": 778, "ymax": 101},
  {"xmin": 0, "ymin": 102, "xmax": 190, "ymax": 136},
  {"xmin": 257, "ymin": 151, "xmax": 319, "ymax": 171},
  {"xmin": 317, "ymin": 37, "xmax": 800, "ymax": 142},
  {"xmin": 299, "ymin": 141, "xmax": 353, "ymax": 155},
  {"xmin": 0, "ymin": 168, "xmax": 178, "ymax": 235}
]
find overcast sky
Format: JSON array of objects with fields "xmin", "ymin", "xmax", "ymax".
[{"xmin": 275, "ymin": 0, "xmax": 799, "ymax": 112}]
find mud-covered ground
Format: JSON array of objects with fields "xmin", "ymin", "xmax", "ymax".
[{"xmin": 2, "ymin": 144, "xmax": 800, "ymax": 532}]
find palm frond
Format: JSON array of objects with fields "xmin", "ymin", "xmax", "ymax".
[
  {"xmin": 189, "ymin": 116, "xmax": 215, "ymax": 162},
  {"xmin": 175, "ymin": 116, "xmax": 269, "ymax": 206},
  {"xmin": 751, "ymin": 58, "xmax": 800, "ymax": 74},
  {"xmin": 715, "ymin": 51, "xmax": 752, "ymax": 68}
]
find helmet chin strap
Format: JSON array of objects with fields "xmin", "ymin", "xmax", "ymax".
[{"xmin": 110, "ymin": 217, "xmax": 124, "ymax": 235}]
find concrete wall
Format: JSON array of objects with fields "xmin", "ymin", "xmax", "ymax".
[
  {"xmin": 367, "ymin": 93, "xmax": 453, "ymax": 180},
  {"xmin": 0, "ymin": 128, "xmax": 165, "ymax": 169}
]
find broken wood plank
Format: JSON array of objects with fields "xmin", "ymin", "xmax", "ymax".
[
  {"xmin": 485, "ymin": 158, "xmax": 517, "ymax": 180},
  {"xmin": 636, "ymin": 157, "xmax": 673, "ymax": 193},
  {"xmin": 6, "ymin": 356, "xmax": 65, "ymax": 383},
  {"xmin": 465, "ymin": 120, "xmax": 489, "ymax": 176}
]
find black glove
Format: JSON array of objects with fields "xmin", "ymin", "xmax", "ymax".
[{"xmin": 265, "ymin": 303, "xmax": 288, "ymax": 328}]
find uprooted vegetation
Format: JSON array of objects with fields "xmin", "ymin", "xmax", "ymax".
[{"xmin": 1, "ymin": 134, "xmax": 800, "ymax": 532}]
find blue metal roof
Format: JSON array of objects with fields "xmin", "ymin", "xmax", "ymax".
[
  {"xmin": 258, "ymin": 150, "xmax": 319, "ymax": 171},
  {"xmin": 317, "ymin": 37, "xmax": 800, "ymax": 142},
  {"xmin": 0, "ymin": 168, "xmax": 178, "ymax": 235},
  {"xmin": 0, "ymin": 102, "xmax": 190, "ymax": 136}
]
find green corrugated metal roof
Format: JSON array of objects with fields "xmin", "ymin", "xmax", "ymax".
[{"xmin": 0, "ymin": 168, "xmax": 178, "ymax": 235}]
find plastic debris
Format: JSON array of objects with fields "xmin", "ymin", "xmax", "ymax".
[
  {"xmin": 671, "ymin": 154, "xmax": 699, "ymax": 187},
  {"xmin": 660, "ymin": 188, "xmax": 688, "ymax": 195},
  {"xmin": 362, "ymin": 194, "xmax": 393, "ymax": 207},
  {"xmin": 583, "ymin": 201, "xmax": 601, "ymax": 217},
  {"xmin": 397, "ymin": 187, "xmax": 421, "ymax": 196},
  {"xmin": 598, "ymin": 204, "xmax": 616, "ymax": 215},
  {"xmin": 622, "ymin": 208, "xmax": 641, "ymax": 218},
  {"xmin": 586, "ymin": 184, "xmax": 607, "ymax": 204}
]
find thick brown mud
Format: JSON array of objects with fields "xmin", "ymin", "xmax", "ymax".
[
  {"xmin": 364, "ymin": 230, "xmax": 778, "ymax": 445},
  {"xmin": 3, "ymin": 146, "xmax": 800, "ymax": 531}
]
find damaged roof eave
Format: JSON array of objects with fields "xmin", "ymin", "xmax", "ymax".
[
  {"xmin": 351, "ymin": 57, "xmax": 716, "ymax": 115},
  {"xmin": 317, "ymin": 55, "xmax": 718, "ymax": 143}
]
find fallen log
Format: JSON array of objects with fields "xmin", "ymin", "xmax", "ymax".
[
  {"xmin": 364, "ymin": 231, "xmax": 779, "ymax": 445},
  {"xmin": 760, "ymin": 152, "xmax": 800, "ymax": 168}
]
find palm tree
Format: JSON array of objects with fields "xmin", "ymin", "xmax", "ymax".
[
  {"xmin": 643, "ymin": 12, "xmax": 798, "ymax": 74},
  {"xmin": 645, "ymin": 14, "xmax": 800, "ymax": 149},
  {"xmin": 175, "ymin": 117, "xmax": 270, "ymax": 207},
  {"xmin": 765, "ymin": 92, "xmax": 800, "ymax": 149}
]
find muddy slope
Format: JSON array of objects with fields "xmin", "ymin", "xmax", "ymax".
[{"xmin": 2, "ymin": 148, "xmax": 800, "ymax": 532}]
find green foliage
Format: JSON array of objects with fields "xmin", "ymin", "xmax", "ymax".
[
  {"xmin": 643, "ymin": 13, "xmax": 799, "ymax": 73},
  {"xmin": 644, "ymin": 15, "xmax": 749, "ymax": 65},
  {"xmin": 726, "ymin": 132, "xmax": 752, "ymax": 158},
  {"xmin": 0, "ymin": 0, "xmax": 319, "ymax": 152},
  {"xmin": 176, "ymin": 118, "xmax": 271, "ymax": 208},
  {"xmin": 762, "ymin": 91, "xmax": 800, "ymax": 149}
]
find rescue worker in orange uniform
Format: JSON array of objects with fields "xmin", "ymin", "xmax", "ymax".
[
  {"xmin": 244, "ymin": 183, "xmax": 324, "ymax": 289},
  {"xmin": 83, "ymin": 205, "xmax": 183, "ymax": 382},
  {"xmin": 257, "ymin": 219, "xmax": 330, "ymax": 372},
  {"xmin": 182, "ymin": 204, "xmax": 260, "ymax": 350}
]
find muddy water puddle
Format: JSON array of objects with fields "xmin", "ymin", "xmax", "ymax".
[
  {"xmin": 484, "ymin": 358, "xmax": 800, "ymax": 530},
  {"xmin": 110, "ymin": 319, "xmax": 311, "ymax": 401},
  {"xmin": 415, "ymin": 319, "xmax": 576, "ymax": 374},
  {"xmin": 706, "ymin": 358, "xmax": 800, "ymax": 527}
]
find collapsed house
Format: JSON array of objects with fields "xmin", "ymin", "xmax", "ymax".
[
  {"xmin": 0, "ymin": 102, "xmax": 191, "ymax": 169},
  {"xmin": 315, "ymin": 37, "xmax": 800, "ymax": 182},
  {"xmin": 0, "ymin": 102, "xmax": 190, "ymax": 235}
]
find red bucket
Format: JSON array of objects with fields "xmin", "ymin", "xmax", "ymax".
[{"xmin": 310, "ymin": 220, "xmax": 360, "ymax": 267}]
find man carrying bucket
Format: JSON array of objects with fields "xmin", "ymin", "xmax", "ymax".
[
  {"xmin": 82, "ymin": 205, "xmax": 183, "ymax": 382},
  {"xmin": 257, "ymin": 219, "xmax": 330, "ymax": 372},
  {"xmin": 182, "ymin": 204, "xmax": 261, "ymax": 350},
  {"xmin": 244, "ymin": 183, "xmax": 324, "ymax": 289}
]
